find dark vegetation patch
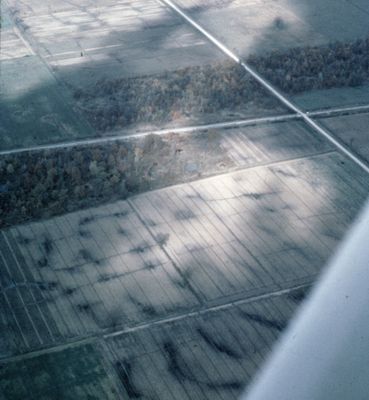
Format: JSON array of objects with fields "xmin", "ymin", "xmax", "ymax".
[
  {"xmin": 112, "ymin": 210, "xmax": 129, "ymax": 218},
  {"xmin": 37, "ymin": 281, "xmax": 58, "ymax": 291},
  {"xmin": 145, "ymin": 218, "xmax": 157, "ymax": 227},
  {"xmin": 144, "ymin": 262, "xmax": 157, "ymax": 271},
  {"xmin": 0, "ymin": 131, "xmax": 233, "ymax": 228},
  {"xmin": 73, "ymin": 61, "xmax": 279, "ymax": 132},
  {"xmin": 63, "ymin": 287, "xmax": 77, "ymax": 296},
  {"xmin": 287, "ymin": 286, "xmax": 310, "ymax": 303},
  {"xmin": 114, "ymin": 360, "xmax": 142, "ymax": 399},
  {"xmin": 78, "ymin": 248, "xmax": 101, "ymax": 265},
  {"xmin": 163, "ymin": 340, "xmax": 243, "ymax": 390},
  {"xmin": 154, "ymin": 232, "xmax": 170, "ymax": 246},
  {"xmin": 174, "ymin": 208, "xmax": 196, "ymax": 220},
  {"xmin": 128, "ymin": 295, "xmax": 159, "ymax": 318},
  {"xmin": 197, "ymin": 327, "xmax": 242, "ymax": 359},
  {"xmin": 116, "ymin": 227, "xmax": 129, "ymax": 236},
  {"xmin": 78, "ymin": 229, "xmax": 92, "ymax": 238},
  {"xmin": 79, "ymin": 215, "xmax": 96, "ymax": 226},
  {"xmin": 98, "ymin": 273, "xmax": 115, "ymax": 282},
  {"xmin": 72, "ymin": 37, "xmax": 369, "ymax": 133},
  {"xmin": 130, "ymin": 241, "xmax": 150, "ymax": 254},
  {"xmin": 242, "ymin": 191, "xmax": 276, "ymax": 200},
  {"xmin": 37, "ymin": 257, "xmax": 49, "ymax": 268},
  {"xmin": 248, "ymin": 37, "xmax": 369, "ymax": 94},
  {"xmin": 17, "ymin": 234, "xmax": 32, "ymax": 245},
  {"xmin": 77, "ymin": 303, "xmax": 92, "ymax": 313},
  {"xmin": 2, "ymin": 38, "xmax": 368, "ymax": 229},
  {"xmin": 238, "ymin": 310, "xmax": 286, "ymax": 332},
  {"xmin": 42, "ymin": 236, "xmax": 53, "ymax": 255}
]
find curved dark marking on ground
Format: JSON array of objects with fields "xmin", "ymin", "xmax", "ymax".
[
  {"xmin": 322, "ymin": 228, "xmax": 341, "ymax": 241},
  {"xmin": 78, "ymin": 248, "xmax": 101, "ymax": 265},
  {"xmin": 272, "ymin": 168, "xmax": 296, "ymax": 178},
  {"xmin": 163, "ymin": 340, "xmax": 243, "ymax": 391},
  {"xmin": 197, "ymin": 327, "xmax": 242, "ymax": 359},
  {"xmin": 186, "ymin": 193, "xmax": 203, "ymax": 200},
  {"xmin": 128, "ymin": 295, "xmax": 159, "ymax": 317},
  {"xmin": 170, "ymin": 267, "xmax": 194, "ymax": 291},
  {"xmin": 242, "ymin": 191, "xmax": 277, "ymax": 200},
  {"xmin": 113, "ymin": 210, "xmax": 129, "ymax": 218},
  {"xmin": 98, "ymin": 273, "xmax": 116, "ymax": 282},
  {"xmin": 239, "ymin": 310, "xmax": 286, "ymax": 332},
  {"xmin": 287, "ymin": 286, "xmax": 309, "ymax": 303},
  {"xmin": 130, "ymin": 241, "xmax": 150, "ymax": 254},
  {"xmin": 114, "ymin": 360, "xmax": 142, "ymax": 399}
]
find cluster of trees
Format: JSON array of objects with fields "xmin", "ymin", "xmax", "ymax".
[
  {"xmin": 0, "ymin": 128, "xmax": 231, "ymax": 228},
  {"xmin": 0, "ymin": 141, "xmax": 141, "ymax": 227},
  {"xmin": 74, "ymin": 36, "xmax": 368, "ymax": 133},
  {"xmin": 248, "ymin": 37, "xmax": 369, "ymax": 93},
  {"xmin": 74, "ymin": 61, "xmax": 273, "ymax": 132}
]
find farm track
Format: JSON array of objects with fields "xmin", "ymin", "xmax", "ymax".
[
  {"xmin": 1, "ymin": 104, "xmax": 369, "ymax": 156},
  {"xmin": 158, "ymin": 0, "xmax": 369, "ymax": 175},
  {"xmin": 0, "ymin": 281, "xmax": 311, "ymax": 365},
  {"xmin": 0, "ymin": 0, "xmax": 367, "ymax": 174}
]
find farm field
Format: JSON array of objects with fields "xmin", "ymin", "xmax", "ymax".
[
  {"xmin": 171, "ymin": 0, "xmax": 369, "ymax": 113},
  {"xmin": 1, "ymin": 0, "xmax": 369, "ymax": 399}
]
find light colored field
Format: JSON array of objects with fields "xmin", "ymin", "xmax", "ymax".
[
  {"xmin": 1, "ymin": 149, "xmax": 368, "ymax": 358},
  {"xmin": 292, "ymin": 85, "xmax": 369, "ymax": 112},
  {"xmin": 173, "ymin": 0, "xmax": 369, "ymax": 56},
  {"xmin": 318, "ymin": 111, "xmax": 369, "ymax": 163},
  {"xmin": 1, "ymin": 147, "xmax": 368, "ymax": 397},
  {"xmin": 6, "ymin": 0, "xmax": 226, "ymax": 87}
]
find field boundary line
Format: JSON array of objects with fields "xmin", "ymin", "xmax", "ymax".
[
  {"xmin": 0, "ymin": 281, "xmax": 312, "ymax": 364},
  {"xmin": 2, "ymin": 102, "xmax": 369, "ymax": 156},
  {"xmin": 159, "ymin": 0, "xmax": 369, "ymax": 174}
]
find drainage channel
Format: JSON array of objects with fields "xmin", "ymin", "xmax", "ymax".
[{"xmin": 0, "ymin": 113, "xmax": 297, "ymax": 156}]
